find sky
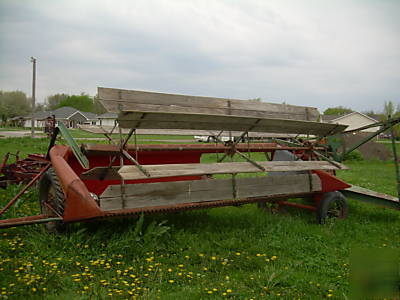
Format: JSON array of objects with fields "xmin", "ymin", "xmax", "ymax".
[{"xmin": 0, "ymin": 0, "xmax": 399, "ymax": 113}]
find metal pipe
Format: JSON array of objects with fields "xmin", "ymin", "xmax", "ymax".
[
  {"xmin": 390, "ymin": 124, "xmax": 400, "ymax": 199},
  {"xmin": 30, "ymin": 57, "xmax": 36, "ymax": 138},
  {"xmin": 0, "ymin": 163, "xmax": 50, "ymax": 216}
]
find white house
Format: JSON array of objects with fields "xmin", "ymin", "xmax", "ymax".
[
  {"xmin": 22, "ymin": 106, "xmax": 99, "ymax": 128},
  {"xmin": 97, "ymin": 112, "xmax": 118, "ymax": 127},
  {"xmin": 321, "ymin": 112, "xmax": 380, "ymax": 133}
]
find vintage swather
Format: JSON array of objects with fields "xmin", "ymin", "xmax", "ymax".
[{"xmin": 0, "ymin": 87, "xmax": 399, "ymax": 231}]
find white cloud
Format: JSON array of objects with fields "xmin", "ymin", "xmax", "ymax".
[{"xmin": 0, "ymin": 0, "xmax": 399, "ymax": 113}]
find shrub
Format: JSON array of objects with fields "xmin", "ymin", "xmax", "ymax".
[{"xmin": 343, "ymin": 150, "xmax": 364, "ymax": 161}]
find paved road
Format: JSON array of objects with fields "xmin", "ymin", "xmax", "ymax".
[{"xmin": 0, "ymin": 130, "xmax": 39, "ymax": 138}]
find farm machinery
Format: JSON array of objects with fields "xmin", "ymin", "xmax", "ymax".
[{"xmin": 0, "ymin": 87, "xmax": 399, "ymax": 230}]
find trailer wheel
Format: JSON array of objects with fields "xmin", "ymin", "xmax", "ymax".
[
  {"xmin": 39, "ymin": 168, "xmax": 65, "ymax": 232},
  {"xmin": 317, "ymin": 191, "xmax": 348, "ymax": 224}
]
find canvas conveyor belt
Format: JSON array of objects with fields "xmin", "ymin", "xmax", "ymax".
[{"xmin": 100, "ymin": 192, "xmax": 315, "ymax": 219}]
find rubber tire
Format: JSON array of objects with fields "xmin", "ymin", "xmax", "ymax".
[
  {"xmin": 39, "ymin": 168, "xmax": 66, "ymax": 232},
  {"xmin": 317, "ymin": 191, "xmax": 348, "ymax": 224}
]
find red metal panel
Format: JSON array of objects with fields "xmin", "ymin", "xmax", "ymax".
[{"xmin": 49, "ymin": 145, "xmax": 103, "ymax": 222}]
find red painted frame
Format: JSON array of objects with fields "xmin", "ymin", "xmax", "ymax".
[{"xmin": 47, "ymin": 143, "xmax": 350, "ymax": 223}]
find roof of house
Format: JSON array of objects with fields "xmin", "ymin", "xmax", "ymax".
[
  {"xmin": 329, "ymin": 111, "xmax": 379, "ymax": 123},
  {"xmin": 98, "ymin": 112, "xmax": 118, "ymax": 119},
  {"xmin": 27, "ymin": 106, "xmax": 98, "ymax": 120},
  {"xmin": 322, "ymin": 112, "xmax": 379, "ymax": 123}
]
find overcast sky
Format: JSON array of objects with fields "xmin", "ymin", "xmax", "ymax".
[{"xmin": 0, "ymin": 0, "xmax": 399, "ymax": 113}]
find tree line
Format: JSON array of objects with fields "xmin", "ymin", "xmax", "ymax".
[
  {"xmin": 0, "ymin": 90, "xmax": 106, "ymax": 124},
  {"xmin": 0, "ymin": 90, "xmax": 398, "ymax": 133}
]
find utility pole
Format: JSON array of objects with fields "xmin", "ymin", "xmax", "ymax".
[{"xmin": 30, "ymin": 57, "xmax": 36, "ymax": 138}]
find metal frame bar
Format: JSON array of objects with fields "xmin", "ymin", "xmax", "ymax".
[
  {"xmin": 338, "ymin": 117, "xmax": 400, "ymax": 162},
  {"xmin": 57, "ymin": 122, "xmax": 89, "ymax": 169},
  {"xmin": 0, "ymin": 163, "xmax": 50, "ymax": 216},
  {"xmin": 390, "ymin": 121, "xmax": 400, "ymax": 199}
]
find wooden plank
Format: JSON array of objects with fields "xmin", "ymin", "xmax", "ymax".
[
  {"xmin": 117, "ymin": 111, "xmax": 346, "ymax": 136},
  {"xmin": 78, "ymin": 125, "xmax": 301, "ymax": 138},
  {"xmin": 99, "ymin": 174, "xmax": 322, "ymax": 211},
  {"xmin": 98, "ymin": 87, "xmax": 319, "ymax": 121},
  {"xmin": 118, "ymin": 160, "xmax": 348, "ymax": 181}
]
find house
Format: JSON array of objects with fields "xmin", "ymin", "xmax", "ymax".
[
  {"xmin": 321, "ymin": 112, "xmax": 380, "ymax": 133},
  {"xmin": 97, "ymin": 112, "xmax": 118, "ymax": 127},
  {"xmin": 22, "ymin": 106, "xmax": 99, "ymax": 128}
]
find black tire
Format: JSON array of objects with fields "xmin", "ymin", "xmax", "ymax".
[
  {"xmin": 39, "ymin": 168, "xmax": 66, "ymax": 232},
  {"xmin": 317, "ymin": 191, "xmax": 348, "ymax": 224}
]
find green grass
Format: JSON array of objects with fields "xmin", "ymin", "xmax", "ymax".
[{"xmin": 0, "ymin": 138, "xmax": 399, "ymax": 299}]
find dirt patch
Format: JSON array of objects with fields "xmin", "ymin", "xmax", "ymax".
[{"xmin": 341, "ymin": 133, "xmax": 391, "ymax": 161}]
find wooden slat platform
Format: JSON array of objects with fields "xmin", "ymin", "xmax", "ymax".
[
  {"xmin": 78, "ymin": 125, "xmax": 301, "ymax": 138},
  {"xmin": 100, "ymin": 174, "xmax": 322, "ymax": 211},
  {"xmin": 117, "ymin": 160, "xmax": 347, "ymax": 181},
  {"xmin": 117, "ymin": 111, "xmax": 346, "ymax": 136},
  {"xmin": 98, "ymin": 87, "xmax": 319, "ymax": 121},
  {"xmin": 81, "ymin": 143, "xmax": 324, "ymax": 156}
]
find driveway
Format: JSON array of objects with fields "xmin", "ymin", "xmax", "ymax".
[{"xmin": 0, "ymin": 130, "xmax": 43, "ymax": 138}]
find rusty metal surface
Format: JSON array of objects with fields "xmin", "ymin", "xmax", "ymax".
[
  {"xmin": 49, "ymin": 145, "xmax": 102, "ymax": 222},
  {"xmin": 0, "ymin": 215, "xmax": 63, "ymax": 229},
  {"xmin": 0, "ymin": 153, "xmax": 49, "ymax": 188},
  {"xmin": 0, "ymin": 163, "xmax": 50, "ymax": 217},
  {"xmin": 276, "ymin": 201, "xmax": 317, "ymax": 211},
  {"xmin": 342, "ymin": 185, "xmax": 400, "ymax": 210},
  {"xmin": 82, "ymin": 143, "xmax": 325, "ymax": 155}
]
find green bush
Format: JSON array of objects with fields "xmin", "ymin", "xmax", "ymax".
[{"xmin": 343, "ymin": 150, "xmax": 364, "ymax": 161}]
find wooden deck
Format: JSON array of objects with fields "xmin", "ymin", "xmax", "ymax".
[{"xmin": 99, "ymin": 174, "xmax": 322, "ymax": 211}]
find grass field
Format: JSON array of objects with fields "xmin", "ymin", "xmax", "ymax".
[{"xmin": 0, "ymin": 136, "xmax": 399, "ymax": 299}]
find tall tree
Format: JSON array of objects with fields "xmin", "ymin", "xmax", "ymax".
[
  {"xmin": 383, "ymin": 101, "xmax": 396, "ymax": 118},
  {"xmin": 55, "ymin": 93, "xmax": 94, "ymax": 112},
  {"xmin": 323, "ymin": 106, "xmax": 353, "ymax": 115},
  {"xmin": 46, "ymin": 93, "xmax": 69, "ymax": 110},
  {"xmin": 382, "ymin": 101, "xmax": 400, "ymax": 138},
  {"xmin": 0, "ymin": 90, "xmax": 31, "ymax": 122}
]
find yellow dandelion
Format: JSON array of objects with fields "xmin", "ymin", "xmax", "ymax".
[{"xmin": 168, "ymin": 280, "xmax": 174, "ymax": 283}]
